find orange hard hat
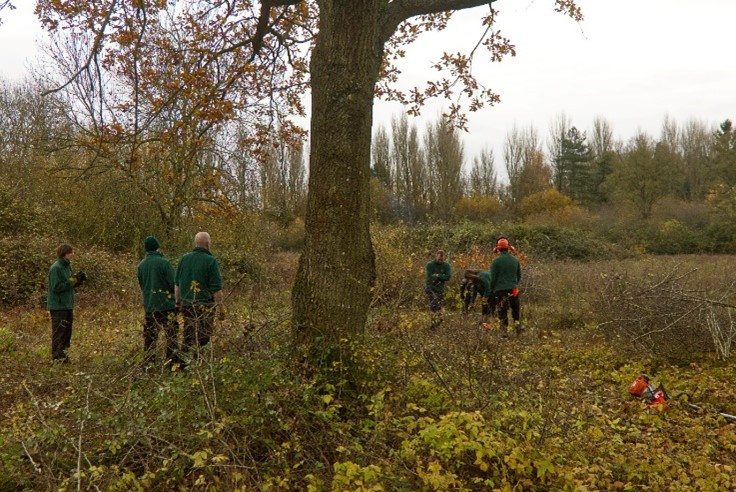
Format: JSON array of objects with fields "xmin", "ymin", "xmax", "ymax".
[{"xmin": 497, "ymin": 238, "xmax": 509, "ymax": 250}]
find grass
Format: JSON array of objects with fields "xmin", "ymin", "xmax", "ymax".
[{"xmin": 1, "ymin": 255, "xmax": 736, "ymax": 490}]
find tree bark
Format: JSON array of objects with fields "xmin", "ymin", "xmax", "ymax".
[{"xmin": 292, "ymin": 0, "xmax": 383, "ymax": 364}]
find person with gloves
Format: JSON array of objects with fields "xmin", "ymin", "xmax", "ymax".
[
  {"xmin": 47, "ymin": 243, "xmax": 86, "ymax": 363},
  {"xmin": 425, "ymin": 250, "xmax": 452, "ymax": 329},
  {"xmin": 489, "ymin": 238, "xmax": 524, "ymax": 337},
  {"xmin": 462, "ymin": 269, "xmax": 494, "ymax": 325}
]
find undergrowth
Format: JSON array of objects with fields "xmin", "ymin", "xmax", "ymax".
[{"xmin": 1, "ymin": 254, "xmax": 735, "ymax": 491}]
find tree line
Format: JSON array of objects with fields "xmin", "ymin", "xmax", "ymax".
[
  {"xmin": 370, "ymin": 112, "xmax": 736, "ymax": 227},
  {"xmin": 3, "ymin": 73, "xmax": 736, "ymax": 245}
]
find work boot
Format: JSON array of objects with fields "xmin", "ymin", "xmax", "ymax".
[
  {"xmin": 500, "ymin": 323, "xmax": 508, "ymax": 338},
  {"xmin": 515, "ymin": 323, "xmax": 526, "ymax": 336}
]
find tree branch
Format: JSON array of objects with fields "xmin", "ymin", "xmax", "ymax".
[
  {"xmin": 381, "ymin": 0, "xmax": 495, "ymax": 42},
  {"xmin": 248, "ymin": 0, "xmax": 302, "ymax": 63},
  {"xmin": 41, "ymin": 0, "xmax": 119, "ymax": 97}
]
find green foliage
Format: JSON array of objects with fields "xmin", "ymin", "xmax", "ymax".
[
  {"xmin": 52, "ymin": 169, "xmax": 164, "ymax": 252},
  {"xmin": 645, "ymin": 219, "xmax": 700, "ymax": 254},
  {"xmin": 372, "ymin": 225, "xmax": 422, "ymax": 308},
  {"xmin": 73, "ymin": 247, "xmax": 139, "ymax": 303},
  {"xmin": 705, "ymin": 184, "xmax": 736, "ymax": 253},
  {"xmin": 0, "ymin": 184, "xmax": 60, "ymax": 306},
  {"xmin": 505, "ymin": 223, "xmax": 622, "ymax": 260}
]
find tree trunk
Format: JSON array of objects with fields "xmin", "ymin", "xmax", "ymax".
[{"xmin": 292, "ymin": 0, "xmax": 383, "ymax": 366}]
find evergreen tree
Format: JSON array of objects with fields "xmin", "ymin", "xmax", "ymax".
[
  {"xmin": 712, "ymin": 119, "xmax": 736, "ymax": 187},
  {"xmin": 553, "ymin": 126, "xmax": 593, "ymax": 204}
]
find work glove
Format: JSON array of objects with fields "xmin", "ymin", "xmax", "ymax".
[{"xmin": 71, "ymin": 271, "xmax": 87, "ymax": 286}]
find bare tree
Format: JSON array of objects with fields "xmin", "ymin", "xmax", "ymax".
[
  {"xmin": 425, "ymin": 115, "xmax": 464, "ymax": 218},
  {"xmin": 503, "ymin": 124, "xmax": 543, "ymax": 208},
  {"xmin": 589, "ymin": 116, "xmax": 615, "ymax": 158},
  {"xmin": 392, "ymin": 113, "xmax": 426, "ymax": 221},
  {"xmin": 679, "ymin": 118, "xmax": 713, "ymax": 200},
  {"xmin": 468, "ymin": 146, "xmax": 498, "ymax": 197},
  {"xmin": 371, "ymin": 124, "xmax": 392, "ymax": 187}
]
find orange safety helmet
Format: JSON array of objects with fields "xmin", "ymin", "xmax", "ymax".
[{"xmin": 496, "ymin": 238, "xmax": 510, "ymax": 250}]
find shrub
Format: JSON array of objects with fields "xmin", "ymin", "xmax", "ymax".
[
  {"xmin": 372, "ymin": 226, "xmax": 421, "ymax": 308},
  {"xmin": 590, "ymin": 256, "xmax": 736, "ymax": 360},
  {"xmin": 453, "ymin": 196, "xmax": 503, "ymax": 222},
  {"xmin": 506, "ymin": 223, "xmax": 623, "ymax": 260},
  {"xmin": 518, "ymin": 188, "xmax": 574, "ymax": 219},
  {"xmin": 0, "ymin": 233, "xmax": 58, "ymax": 307},
  {"xmin": 645, "ymin": 219, "xmax": 700, "ymax": 254}
]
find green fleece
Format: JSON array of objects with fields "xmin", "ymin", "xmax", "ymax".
[
  {"xmin": 426, "ymin": 260, "xmax": 452, "ymax": 294},
  {"xmin": 489, "ymin": 252, "xmax": 521, "ymax": 293},
  {"xmin": 474, "ymin": 271, "xmax": 492, "ymax": 297},
  {"xmin": 175, "ymin": 247, "xmax": 223, "ymax": 306},
  {"xmin": 137, "ymin": 251, "xmax": 176, "ymax": 313},
  {"xmin": 47, "ymin": 258, "xmax": 74, "ymax": 310}
]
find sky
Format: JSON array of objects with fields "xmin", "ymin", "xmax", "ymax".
[{"xmin": 2, "ymin": 0, "xmax": 735, "ymax": 177}]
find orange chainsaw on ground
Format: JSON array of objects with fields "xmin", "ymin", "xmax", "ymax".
[{"xmin": 629, "ymin": 373, "xmax": 736, "ymax": 421}]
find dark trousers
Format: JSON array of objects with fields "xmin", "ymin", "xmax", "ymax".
[
  {"xmin": 143, "ymin": 310, "xmax": 180, "ymax": 364},
  {"xmin": 495, "ymin": 290, "xmax": 520, "ymax": 327},
  {"xmin": 425, "ymin": 288, "xmax": 445, "ymax": 313},
  {"xmin": 181, "ymin": 305, "xmax": 215, "ymax": 355},
  {"xmin": 481, "ymin": 296, "xmax": 494, "ymax": 316},
  {"xmin": 50, "ymin": 309, "xmax": 73, "ymax": 361}
]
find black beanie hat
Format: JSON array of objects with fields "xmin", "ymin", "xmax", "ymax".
[{"xmin": 144, "ymin": 236, "xmax": 160, "ymax": 252}]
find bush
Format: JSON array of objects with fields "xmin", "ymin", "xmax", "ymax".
[
  {"xmin": 453, "ymin": 196, "xmax": 503, "ymax": 222},
  {"xmin": 506, "ymin": 223, "xmax": 623, "ymax": 261},
  {"xmin": 645, "ymin": 219, "xmax": 700, "ymax": 254},
  {"xmin": 519, "ymin": 188, "xmax": 575, "ymax": 219},
  {"xmin": 372, "ymin": 226, "xmax": 421, "ymax": 308},
  {"xmin": 590, "ymin": 256, "xmax": 736, "ymax": 361},
  {"xmin": 0, "ymin": 233, "xmax": 58, "ymax": 307}
]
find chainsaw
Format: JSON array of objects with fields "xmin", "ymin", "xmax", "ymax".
[{"xmin": 629, "ymin": 373, "xmax": 736, "ymax": 422}]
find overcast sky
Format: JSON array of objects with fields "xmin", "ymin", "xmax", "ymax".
[{"xmin": 2, "ymin": 0, "xmax": 735, "ymax": 176}]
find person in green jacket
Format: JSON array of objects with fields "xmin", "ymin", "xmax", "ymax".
[
  {"xmin": 489, "ymin": 238, "xmax": 523, "ymax": 337},
  {"xmin": 175, "ymin": 232, "xmax": 225, "ymax": 357},
  {"xmin": 425, "ymin": 250, "xmax": 452, "ymax": 329},
  {"xmin": 462, "ymin": 269, "xmax": 493, "ymax": 324},
  {"xmin": 47, "ymin": 243, "xmax": 86, "ymax": 362},
  {"xmin": 137, "ymin": 236, "xmax": 181, "ymax": 368}
]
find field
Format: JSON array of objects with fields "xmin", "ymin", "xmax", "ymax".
[{"xmin": 1, "ymin": 253, "xmax": 735, "ymax": 491}]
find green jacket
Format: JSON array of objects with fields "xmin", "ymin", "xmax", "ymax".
[
  {"xmin": 425, "ymin": 260, "xmax": 452, "ymax": 294},
  {"xmin": 137, "ymin": 251, "xmax": 176, "ymax": 313},
  {"xmin": 47, "ymin": 258, "xmax": 74, "ymax": 310},
  {"xmin": 175, "ymin": 247, "xmax": 223, "ymax": 306},
  {"xmin": 472, "ymin": 271, "xmax": 492, "ymax": 298},
  {"xmin": 489, "ymin": 252, "xmax": 521, "ymax": 293}
]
